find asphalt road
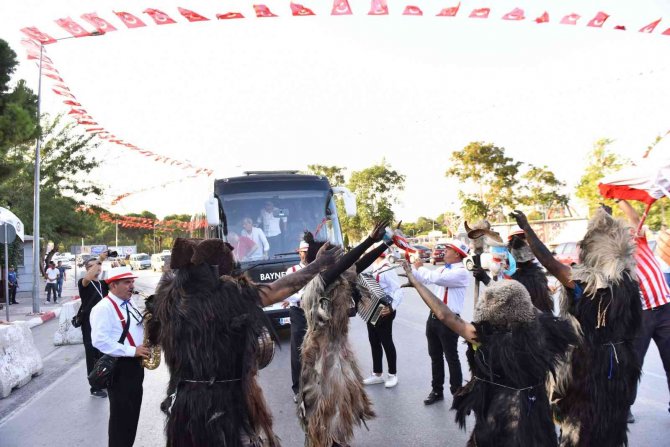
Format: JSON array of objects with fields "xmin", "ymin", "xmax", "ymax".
[{"xmin": 0, "ymin": 267, "xmax": 668, "ymax": 446}]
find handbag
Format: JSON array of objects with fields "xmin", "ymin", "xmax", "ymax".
[
  {"xmin": 71, "ymin": 307, "xmax": 83, "ymax": 328},
  {"xmin": 88, "ymin": 306, "xmax": 130, "ymax": 389}
]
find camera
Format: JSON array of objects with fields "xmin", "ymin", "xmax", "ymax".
[{"xmin": 107, "ymin": 250, "xmax": 118, "ymax": 258}]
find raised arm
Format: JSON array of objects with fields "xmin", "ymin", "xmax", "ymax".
[
  {"xmin": 355, "ymin": 242, "xmax": 390, "ymax": 274},
  {"xmin": 401, "ymin": 261, "xmax": 477, "ymax": 343},
  {"xmin": 617, "ymin": 199, "xmax": 643, "ymax": 237},
  {"xmin": 510, "ymin": 210, "xmax": 574, "ymax": 289}
]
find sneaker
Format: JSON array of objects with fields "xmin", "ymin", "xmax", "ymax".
[
  {"xmin": 423, "ymin": 391, "xmax": 444, "ymax": 405},
  {"xmin": 90, "ymin": 390, "xmax": 107, "ymax": 398},
  {"xmin": 627, "ymin": 410, "xmax": 635, "ymax": 424},
  {"xmin": 44, "ymin": 301, "xmax": 51, "ymax": 305},
  {"xmin": 362, "ymin": 374, "xmax": 385, "ymax": 385},
  {"xmin": 385, "ymin": 374, "xmax": 398, "ymax": 388},
  {"xmin": 293, "ymin": 394, "xmax": 298, "ymax": 403}
]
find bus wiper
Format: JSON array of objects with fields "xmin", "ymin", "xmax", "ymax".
[{"xmin": 273, "ymin": 252, "xmax": 299, "ymax": 258}]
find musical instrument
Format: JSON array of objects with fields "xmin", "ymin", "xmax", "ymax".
[
  {"xmin": 133, "ymin": 290, "xmax": 162, "ymax": 370},
  {"xmin": 356, "ymin": 273, "xmax": 393, "ymax": 326},
  {"xmin": 257, "ymin": 327, "xmax": 275, "ymax": 370}
]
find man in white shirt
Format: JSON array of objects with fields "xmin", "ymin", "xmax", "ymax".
[
  {"xmin": 44, "ymin": 261, "xmax": 59, "ymax": 304},
  {"xmin": 258, "ymin": 201, "xmax": 286, "ymax": 254},
  {"xmin": 90, "ymin": 266, "xmax": 150, "ymax": 447},
  {"xmin": 284, "ymin": 240, "xmax": 310, "ymax": 402},
  {"xmin": 362, "ymin": 250, "xmax": 404, "ymax": 389},
  {"xmin": 241, "ymin": 217, "xmax": 270, "ymax": 261},
  {"xmin": 412, "ymin": 239, "xmax": 470, "ymax": 405}
]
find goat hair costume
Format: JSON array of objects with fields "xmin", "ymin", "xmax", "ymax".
[
  {"xmin": 298, "ymin": 269, "xmax": 375, "ymax": 447},
  {"xmin": 509, "ymin": 235, "xmax": 555, "ymax": 313},
  {"xmin": 554, "ymin": 209, "xmax": 642, "ymax": 447},
  {"xmin": 453, "ymin": 280, "xmax": 577, "ymax": 447},
  {"xmin": 147, "ymin": 238, "xmax": 280, "ymax": 447}
]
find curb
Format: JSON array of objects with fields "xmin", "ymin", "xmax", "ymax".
[{"xmin": 26, "ymin": 309, "xmax": 61, "ymax": 329}]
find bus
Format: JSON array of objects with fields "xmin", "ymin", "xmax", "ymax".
[{"xmin": 204, "ymin": 171, "xmax": 356, "ymax": 326}]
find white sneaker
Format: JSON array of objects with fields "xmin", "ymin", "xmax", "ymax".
[
  {"xmin": 362, "ymin": 374, "xmax": 385, "ymax": 385},
  {"xmin": 385, "ymin": 374, "xmax": 398, "ymax": 388}
]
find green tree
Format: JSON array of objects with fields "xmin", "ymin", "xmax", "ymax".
[
  {"xmin": 575, "ymin": 138, "xmax": 624, "ymax": 215},
  {"xmin": 445, "ymin": 142, "xmax": 521, "ymax": 223},
  {"xmin": 517, "ymin": 165, "xmax": 570, "ymax": 219},
  {"xmin": 306, "ymin": 164, "xmax": 346, "ymax": 186}
]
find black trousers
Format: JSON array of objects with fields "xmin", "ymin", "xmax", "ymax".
[
  {"xmin": 290, "ymin": 306, "xmax": 308, "ymax": 394},
  {"xmin": 426, "ymin": 313, "xmax": 463, "ymax": 395},
  {"xmin": 82, "ymin": 321, "xmax": 103, "ymax": 392},
  {"xmin": 9, "ymin": 285, "xmax": 17, "ymax": 304},
  {"xmin": 108, "ymin": 357, "xmax": 144, "ymax": 447},
  {"xmin": 367, "ymin": 310, "xmax": 397, "ymax": 375},
  {"xmin": 633, "ymin": 302, "xmax": 670, "ymax": 406},
  {"xmin": 45, "ymin": 283, "xmax": 57, "ymax": 302}
]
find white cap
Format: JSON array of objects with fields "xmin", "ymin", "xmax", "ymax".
[
  {"xmin": 105, "ymin": 266, "xmax": 138, "ymax": 284},
  {"xmin": 297, "ymin": 241, "xmax": 309, "ymax": 252},
  {"xmin": 444, "ymin": 239, "xmax": 469, "ymax": 258}
]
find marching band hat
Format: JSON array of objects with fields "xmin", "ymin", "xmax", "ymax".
[
  {"xmin": 105, "ymin": 266, "xmax": 138, "ymax": 284},
  {"xmin": 444, "ymin": 239, "xmax": 469, "ymax": 258},
  {"xmin": 298, "ymin": 240, "xmax": 309, "ymax": 252}
]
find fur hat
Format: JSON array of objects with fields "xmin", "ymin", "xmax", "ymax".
[
  {"xmin": 170, "ymin": 238, "xmax": 235, "ymax": 275},
  {"xmin": 474, "ymin": 280, "xmax": 536, "ymax": 326}
]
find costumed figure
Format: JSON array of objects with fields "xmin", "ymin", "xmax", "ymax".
[
  {"xmin": 298, "ymin": 221, "xmax": 390, "ymax": 447},
  {"xmin": 508, "ymin": 229, "xmax": 554, "ymax": 313},
  {"xmin": 403, "ymin": 261, "xmax": 576, "ymax": 446},
  {"xmin": 511, "ymin": 208, "xmax": 642, "ymax": 447},
  {"xmin": 147, "ymin": 237, "xmax": 341, "ymax": 447}
]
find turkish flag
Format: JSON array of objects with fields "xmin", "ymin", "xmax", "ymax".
[
  {"xmin": 144, "ymin": 9, "xmax": 177, "ymax": 25},
  {"xmin": 663, "ymin": 28, "xmax": 670, "ymax": 36},
  {"xmin": 41, "ymin": 63, "xmax": 59, "ymax": 73},
  {"xmin": 45, "ymin": 73, "xmax": 64, "ymax": 82},
  {"xmin": 52, "ymin": 89, "xmax": 76, "ymax": 98},
  {"xmin": 20, "ymin": 27, "xmax": 56, "ymax": 45},
  {"xmin": 20, "ymin": 39, "xmax": 41, "ymax": 50},
  {"xmin": 217, "ymin": 12, "xmax": 245, "ymax": 19},
  {"xmin": 469, "ymin": 8, "xmax": 490, "ymax": 19},
  {"xmin": 368, "ymin": 0, "xmax": 389, "ymax": 15},
  {"xmin": 290, "ymin": 3, "xmax": 316, "ymax": 16},
  {"xmin": 332, "ymin": 0, "xmax": 353, "ymax": 15},
  {"xmin": 81, "ymin": 13, "xmax": 117, "ymax": 33},
  {"xmin": 437, "ymin": 3, "xmax": 460, "ymax": 17},
  {"xmin": 502, "ymin": 8, "xmax": 525, "ymax": 21},
  {"xmin": 614, "ymin": 25, "xmax": 626, "ymax": 31},
  {"xmin": 55, "ymin": 17, "xmax": 92, "ymax": 37},
  {"xmin": 535, "ymin": 12, "xmax": 549, "ymax": 23},
  {"xmin": 587, "ymin": 12, "xmax": 609, "ymax": 28},
  {"xmin": 639, "ymin": 18, "xmax": 662, "ymax": 33},
  {"xmin": 63, "ymin": 100, "xmax": 82, "ymax": 107},
  {"xmin": 403, "ymin": 6, "xmax": 423, "ymax": 16},
  {"xmin": 178, "ymin": 7, "xmax": 209, "ymax": 22},
  {"xmin": 114, "ymin": 11, "xmax": 146, "ymax": 28},
  {"xmin": 253, "ymin": 5, "xmax": 278, "ymax": 17},
  {"xmin": 53, "ymin": 83, "xmax": 70, "ymax": 91},
  {"xmin": 560, "ymin": 13, "xmax": 580, "ymax": 25}
]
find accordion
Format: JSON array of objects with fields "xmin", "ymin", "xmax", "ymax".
[{"xmin": 356, "ymin": 273, "xmax": 393, "ymax": 326}]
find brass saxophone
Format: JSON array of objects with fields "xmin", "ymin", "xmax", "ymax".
[{"xmin": 134, "ymin": 290, "xmax": 162, "ymax": 370}]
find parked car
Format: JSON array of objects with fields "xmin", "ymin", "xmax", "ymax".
[
  {"xmin": 151, "ymin": 253, "xmax": 171, "ymax": 272},
  {"xmin": 464, "ymin": 252, "xmax": 494, "ymax": 271},
  {"xmin": 411, "ymin": 245, "xmax": 432, "ymax": 262},
  {"xmin": 553, "ymin": 242, "xmax": 580, "ymax": 266},
  {"xmin": 430, "ymin": 244, "xmax": 447, "ymax": 264},
  {"xmin": 128, "ymin": 253, "xmax": 151, "ymax": 270}
]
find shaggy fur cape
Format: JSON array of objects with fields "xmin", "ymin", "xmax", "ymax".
[
  {"xmin": 554, "ymin": 209, "xmax": 642, "ymax": 447},
  {"xmin": 453, "ymin": 281, "xmax": 576, "ymax": 447},
  {"xmin": 298, "ymin": 272, "xmax": 375, "ymax": 447},
  {"xmin": 148, "ymin": 249, "xmax": 279, "ymax": 447},
  {"xmin": 509, "ymin": 235, "xmax": 554, "ymax": 313}
]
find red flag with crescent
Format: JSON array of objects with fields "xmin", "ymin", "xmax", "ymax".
[
  {"xmin": 332, "ymin": 0, "xmax": 353, "ymax": 15},
  {"xmin": 502, "ymin": 8, "xmax": 525, "ymax": 21},
  {"xmin": 290, "ymin": 3, "xmax": 316, "ymax": 16},
  {"xmin": 20, "ymin": 27, "xmax": 56, "ymax": 44},
  {"xmin": 587, "ymin": 12, "xmax": 609, "ymax": 28},
  {"xmin": 368, "ymin": 0, "xmax": 389, "ymax": 16},
  {"xmin": 599, "ymin": 159, "xmax": 670, "ymax": 205},
  {"xmin": 469, "ymin": 8, "xmax": 490, "ymax": 19},
  {"xmin": 437, "ymin": 3, "xmax": 460, "ymax": 17},
  {"xmin": 144, "ymin": 9, "xmax": 177, "ymax": 25},
  {"xmin": 45, "ymin": 73, "xmax": 64, "ymax": 82},
  {"xmin": 253, "ymin": 5, "xmax": 278, "ymax": 18},
  {"xmin": 81, "ymin": 13, "xmax": 117, "ymax": 33},
  {"xmin": 178, "ymin": 7, "xmax": 210, "ymax": 22},
  {"xmin": 114, "ymin": 11, "xmax": 147, "ymax": 28},
  {"xmin": 535, "ymin": 12, "xmax": 549, "ymax": 23},
  {"xmin": 639, "ymin": 19, "xmax": 661, "ymax": 33},
  {"xmin": 217, "ymin": 12, "xmax": 245, "ymax": 20},
  {"xmin": 403, "ymin": 6, "xmax": 423, "ymax": 16},
  {"xmin": 560, "ymin": 13, "xmax": 580, "ymax": 25}
]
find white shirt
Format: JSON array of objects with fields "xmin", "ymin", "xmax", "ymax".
[
  {"xmin": 285, "ymin": 262, "xmax": 307, "ymax": 305},
  {"xmin": 241, "ymin": 227, "xmax": 270, "ymax": 260},
  {"xmin": 412, "ymin": 262, "xmax": 469, "ymax": 314},
  {"xmin": 371, "ymin": 261, "xmax": 404, "ymax": 309},
  {"xmin": 46, "ymin": 267, "xmax": 59, "ymax": 283},
  {"xmin": 258, "ymin": 209, "xmax": 285, "ymax": 237},
  {"xmin": 90, "ymin": 292, "xmax": 144, "ymax": 358}
]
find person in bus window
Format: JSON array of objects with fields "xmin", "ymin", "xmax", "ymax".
[
  {"xmin": 258, "ymin": 201, "xmax": 287, "ymax": 254},
  {"xmin": 241, "ymin": 217, "xmax": 269, "ymax": 261}
]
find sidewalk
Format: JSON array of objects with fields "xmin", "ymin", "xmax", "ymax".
[{"xmin": 1, "ymin": 275, "xmax": 80, "ymax": 328}]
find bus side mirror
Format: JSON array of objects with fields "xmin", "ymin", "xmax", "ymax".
[
  {"xmin": 332, "ymin": 187, "xmax": 357, "ymax": 217},
  {"xmin": 204, "ymin": 194, "xmax": 220, "ymax": 226}
]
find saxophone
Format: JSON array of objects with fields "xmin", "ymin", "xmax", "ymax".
[{"xmin": 134, "ymin": 290, "xmax": 162, "ymax": 370}]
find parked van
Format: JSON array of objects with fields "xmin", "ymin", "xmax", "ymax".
[
  {"xmin": 128, "ymin": 253, "xmax": 151, "ymax": 270},
  {"xmin": 151, "ymin": 253, "xmax": 171, "ymax": 272}
]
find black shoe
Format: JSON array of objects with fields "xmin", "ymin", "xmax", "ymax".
[
  {"xmin": 423, "ymin": 391, "xmax": 444, "ymax": 405},
  {"xmin": 627, "ymin": 410, "xmax": 635, "ymax": 424},
  {"xmin": 90, "ymin": 390, "xmax": 108, "ymax": 398}
]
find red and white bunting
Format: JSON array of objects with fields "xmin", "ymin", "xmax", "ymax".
[
  {"xmin": 81, "ymin": 13, "xmax": 118, "ymax": 34},
  {"xmin": 143, "ymin": 8, "xmax": 177, "ymax": 25}
]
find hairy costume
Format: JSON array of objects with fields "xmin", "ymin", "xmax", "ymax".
[
  {"xmin": 453, "ymin": 281, "xmax": 576, "ymax": 447},
  {"xmin": 509, "ymin": 235, "xmax": 554, "ymax": 313},
  {"xmin": 553, "ymin": 210, "xmax": 642, "ymax": 447},
  {"xmin": 147, "ymin": 238, "xmax": 279, "ymax": 447}
]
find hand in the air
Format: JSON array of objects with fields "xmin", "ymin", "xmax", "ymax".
[
  {"xmin": 471, "ymin": 266, "xmax": 491, "ymax": 286},
  {"xmin": 369, "ymin": 219, "xmax": 391, "ymax": 242},
  {"xmin": 315, "ymin": 242, "xmax": 343, "ymax": 269},
  {"xmin": 509, "ymin": 210, "xmax": 530, "ymax": 230},
  {"xmin": 399, "ymin": 260, "xmax": 417, "ymax": 284}
]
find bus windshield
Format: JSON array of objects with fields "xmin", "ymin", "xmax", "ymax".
[{"xmin": 222, "ymin": 189, "xmax": 343, "ymax": 263}]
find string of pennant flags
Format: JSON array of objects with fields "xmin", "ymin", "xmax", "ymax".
[{"xmin": 80, "ymin": 207, "xmax": 209, "ymax": 231}]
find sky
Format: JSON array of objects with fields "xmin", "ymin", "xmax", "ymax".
[{"xmin": 2, "ymin": 0, "xmax": 670, "ymax": 222}]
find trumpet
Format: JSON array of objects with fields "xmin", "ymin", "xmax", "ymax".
[{"xmin": 133, "ymin": 290, "xmax": 162, "ymax": 370}]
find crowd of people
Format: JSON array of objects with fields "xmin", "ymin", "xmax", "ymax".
[{"xmin": 76, "ymin": 198, "xmax": 669, "ymax": 447}]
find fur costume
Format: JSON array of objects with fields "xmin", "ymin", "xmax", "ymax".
[
  {"xmin": 298, "ymin": 262, "xmax": 375, "ymax": 446},
  {"xmin": 453, "ymin": 280, "xmax": 576, "ymax": 447},
  {"xmin": 553, "ymin": 209, "xmax": 642, "ymax": 447},
  {"xmin": 509, "ymin": 235, "xmax": 554, "ymax": 313},
  {"xmin": 147, "ymin": 238, "xmax": 280, "ymax": 447}
]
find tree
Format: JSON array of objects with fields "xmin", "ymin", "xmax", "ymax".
[
  {"xmin": 445, "ymin": 142, "xmax": 521, "ymax": 223},
  {"xmin": 306, "ymin": 165, "xmax": 346, "ymax": 187},
  {"xmin": 517, "ymin": 165, "xmax": 570, "ymax": 219},
  {"xmin": 575, "ymin": 138, "xmax": 624, "ymax": 215},
  {"xmin": 344, "ymin": 160, "xmax": 405, "ymax": 241}
]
